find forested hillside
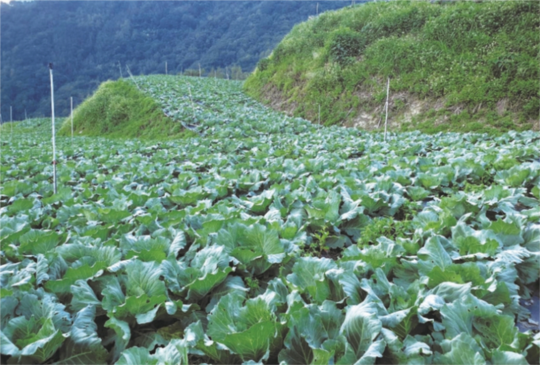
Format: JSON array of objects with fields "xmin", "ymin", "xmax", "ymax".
[{"xmin": 0, "ymin": 0, "xmax": 349, "ymax": 119}]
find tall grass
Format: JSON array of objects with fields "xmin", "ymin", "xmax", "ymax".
[{"xmin": 58, "ymin": 80, "xmax": 195, "ymax": 140}]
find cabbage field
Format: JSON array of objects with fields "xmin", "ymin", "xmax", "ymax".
[{"xmin": 1, "ymin": 75, "xmax": 539, "ymax": 364}]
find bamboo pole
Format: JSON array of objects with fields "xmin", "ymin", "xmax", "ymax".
[
  {"xmin": 70, "ymin": 96, "xmax": 74, "ymax": 139},
  {"xmin": 126, "ymin": 65, "xmax": 140, "ymax": 90},
  {"xmin": 165, "ymin": 61, "xmax": 168, "ymax": 75},
  {"xmin": 49, "ymin": 63, "xmax": 57, "ymax": 194},
  {"xmin": 10, "ymin": 106, "xmax": 12, "ymax": 139},
  {"xmin": 384, "ymin": 78, "xmax": 390, "ymax": 142}
]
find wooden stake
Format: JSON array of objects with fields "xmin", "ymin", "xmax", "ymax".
[
  {"xmin": 49, "ymin": 63, "xmax": 57, "ymax": 194},
  {"xmin": 384, "ymin": 77, "xmax": 390, "ymax": 142}
]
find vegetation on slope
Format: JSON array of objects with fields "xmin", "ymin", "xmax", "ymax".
[
  {"xmin": 245, "ymin": 0, "xmax": 540, "ymax": 133},
  {"xmin": 58, "ymin": 79, "xmax": 195, "ymax": 139},
  {"xmin": 0, "ymin": 0, "xmax": 350, "ymax": 119}
]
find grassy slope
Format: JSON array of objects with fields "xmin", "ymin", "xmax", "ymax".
[
  {"xmin": 58, "ymin": 79, "xmax": 196, "ymax": 139},
  {"xmin": 244, "ymin": 0, "xmax": 539, "ymax": 133}
]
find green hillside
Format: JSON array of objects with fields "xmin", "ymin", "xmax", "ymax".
[
  {"xmin": 244, "ymin": 1, "xmax": 540, "ymax": 133},
  {"xmin": 58, "ymin": 79, "xmax": 195, "ymax": 139}
]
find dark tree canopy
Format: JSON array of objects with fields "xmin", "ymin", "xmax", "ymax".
[{"xmin": 0, "ymin": 1, "xmax": 349, "ymax": 119}]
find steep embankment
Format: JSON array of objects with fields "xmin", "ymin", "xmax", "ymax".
[
  {"xmin": 244, "ymin": 1, "xmax": 539, "ymax": 133},
  {"xmin": 58, "ymin": 79, "xmax": 195, "ymax": 139}
]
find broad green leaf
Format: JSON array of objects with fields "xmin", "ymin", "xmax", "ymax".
[
  {"xmin": 418, "ymin": 235, "xmax": 453, "ymax": 272},
  {"xmin": 19, "ymin": 229, "xmax": 61, "ymax": 255},
  {"xmin": 70, "ymin": 280, "xmax": 101, "ymax": 311},
  {"xmin": 491, "ymin": 350, "xmax": 527, "ymax": 365},
  {"xmin": 104, "ymin": 316, "xmax": 131, "ymax": 363},
  {"xmin": 287, "ymin": 257, "xmax": 337, "ymax": 304},
  {"xmin": 441, "ymin": 294, "xmax": 499, "ymax": 339},
  {"xmin": 3, "ymin": 316, "xmax": 66, "ymax": 363},
  {"xmin": 0, "ymin": 330, "xmax": 20, "ymax": 357},
  {"xmin": 472, "ymin": 314, "xmax": 517, "ymax": 348},
  {"xmin": 338, "ymin": 300, "xmax": 384, "ymax": 364},
  {"xmin": 7, "ymin": 199, "xmax": 34, "ymax": 214},
  {"xmin": 279, "ymin": 301, "xmax": 344, "ymax": 364},
  {"xmin": 56, "ymin": 339, "xmax": 108, "ymax": 365},
  {"xmin": 490, "ymin": 219, "xmax": 523, "ymax": 247},
  {"xmin": 435, "ymin": 333, "xmax": 485, "ymax": 365},
  {"xmin": 116, "ymin": 347, "xmax": 159, "ymax": 365},
  {"xmin": 207, "ymin": 294, "xmax": 280, "ymax": 362},
  {"xmin": 45, "ymin": 262, "xmax": 106, "ymax": 293}
]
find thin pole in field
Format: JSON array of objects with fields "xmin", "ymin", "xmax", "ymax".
[
  {"xmin": 10, "ymin": 106, "xmax": 12, "ymax": 139},
  {"xmin": 126, "ymin": 65, "xmax": 140, "ymax": 90},
  {"xmin": 198, "ymin": 63, "xmax": 201, "ymax": 77},
  {"xmin": 25, "ymin": 109, "xmax": 27, "ymax": 121},
  {"xmin": 384, "ymin": 77, "xmax": 390, "ymax": 142},
  {"xmin": 188, "ymin": 86, "xmax": 196, "ymax": 122},
  {"xmin": 316, "ymin": 2, "xmax": 319, "ymax": 15},
  {"xmin": 318, "ymin": 104, "xmax": 321, "ymax": 127},
  {"xmin": 49, "ymin": 63, "xmax": 57, "ymax": 194},
  {"xmin": 165, "ymin": 61, "xmax": 168, "ymax": 75},
  {"xmin": 70, "ymin": 96, "xmax": 74, "ymax": 139},
  {"xmin": 118, "ymin": 61, "xmax": 123, "ymax": 78}
]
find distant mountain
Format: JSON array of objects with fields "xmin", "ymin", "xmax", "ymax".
[{"xmin": 0, "ymin": 1, "xmax": 350, "ymax": 119}]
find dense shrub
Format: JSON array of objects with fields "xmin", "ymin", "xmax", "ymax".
[
  {"xmin": 257, "ymin": 58, "xmax": 271, "ymax": 72},
  {"xmin": 327, "ymin": 28, "xmax": 365, "ymax": 65}
]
